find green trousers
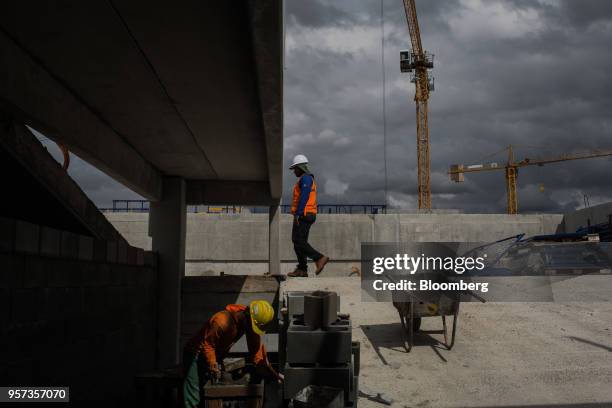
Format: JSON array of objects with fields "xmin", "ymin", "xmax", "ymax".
[{"xmin": 182, "ymin": 350, "xmax": 208, "ymax": 408}]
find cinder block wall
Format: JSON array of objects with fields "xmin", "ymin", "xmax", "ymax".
[{"xmin": 0, "ymin": 217, "xmax": 158, "ymax": 404}]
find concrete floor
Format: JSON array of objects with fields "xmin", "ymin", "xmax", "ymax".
[{"xmin": 281, "ymin": 277, "xmax": 612, "ymax": 408}]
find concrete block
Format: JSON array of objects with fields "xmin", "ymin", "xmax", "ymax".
[
  {"xmin": 23, "ymin": 257, "xmax": 46, "ymax": 288},
  {"xmin": 286, "ymin": 291, "xmax": 341, "ymax": 317},
  {"xmin": 46, "ymin": 258, "xmax": 69, "ymax": 287},
  {"xmin": 144, "ymin": 251, "xmax": 157, "ymax": 268},
  {"xmin": 286, "ymin": 328, "xmax": 352, "ymax": 364},
  {"xmin": 108, "ymin": 264, "xmax": 128, "ymax": 286},
  {"xmin": 93, "ymin": 239, "xmax": 107, "ymax": 262},
  {"xmin": 39, "ymin": 227, "xmax": 61, "ymax": 257},
  {"xmin": 14, "ymin": 220, "xmax": 39, "ymax": 254},
  {"xmin": 0, "ymin": 254, "xmax": 23, "ymax": 288},
  {"xmin": 117, "ymin": 241, "xmax": 128, "ymax": 264},
  {"xmin": 60, "ymin": 231, "xmax": 79, "ymax": 259},
  {"xmin": 78, "ymin": 236, "xmax": 94, "ymax": 261},
  {"xmin": 294, "ymin": 385, "xmax": 344, "ymax": 408},
  {"xmin": 126, "ymin": 245, "xmax": 136, "ymax": 265},
  {"xmin": 0, "ymin": 289, "xmax": 10, "ymax": 326},
  {"xmin": 284, "ymin": 363, "xmax": 352, "ymax": 401},
  {"xmin": 107, "ymin": 265, "xmax": 131, "ymax": 286},
  {"xmin": 11, "ymin": 288, "xmax": 46, "ymax": 323},
  {"xmin": 136, "ymin": 248, "xmax": 145, "ymax": 266},
  {"xmin": 304, "ymin": 291, "xmax": 338, "ymax": 329},
  {"xmin": 286, "ymin": 291, "xmax": 308, "ymax": 316},
  {"xmin": 107, "ymin": 242, "xmax": 117, "ymax": 263},
  {"xmin": 0, "ymin": 217, "xmax": 15, "ymax": 253},
  {"xmin": 82, "ymin": 263, "xmax": 109, "ymax": 287},
  {"xmin": 46, "ymin": 287, "xmax": 82, "ymax": 317},
  {"xmin": 82, "ymin": 287, "xmax": 109, "ymax": 316}
]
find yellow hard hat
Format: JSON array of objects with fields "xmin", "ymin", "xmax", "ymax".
[{"xmin": 249, "ymin": 300, "xmax": 275, "ymax": 336}]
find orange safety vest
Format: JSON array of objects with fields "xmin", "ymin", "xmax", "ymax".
[{"xmin": 291, "ymin": 175, "xmax": 317, "ymax": 215}]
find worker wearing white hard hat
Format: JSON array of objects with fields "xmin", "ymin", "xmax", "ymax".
[{"xmin": 287, "ymin": 154, "xmax": 329, "ymax": 277}]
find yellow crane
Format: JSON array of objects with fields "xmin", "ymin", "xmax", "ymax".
[
  {"xmin": 449, "ymin": 145, "xmax": 612, "ymax": 214},
  {"xmin": 400, "ymin": 0, "xmax": 435, "ymax": 210}
]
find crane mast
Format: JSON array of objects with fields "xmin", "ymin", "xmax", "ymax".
[
  {"xmin": 449, "ymin": 145, "xmax": 612, "ymax": 214},
  {"xmin": 400, "ymin": 0, "xmax": 434, "ymax": 210}
]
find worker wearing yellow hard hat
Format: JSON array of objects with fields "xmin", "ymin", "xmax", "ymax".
[{"xmin": 182, "ymin": 300, "xmax": 282, "ymax": 407}]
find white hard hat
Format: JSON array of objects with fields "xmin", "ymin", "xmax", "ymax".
[{"xmin": 289, "ymin": 154, "xmax": 309, "ymax": 169}]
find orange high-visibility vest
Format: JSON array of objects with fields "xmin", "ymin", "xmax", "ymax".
[{"xmin": 290, "ymin": 175, "xmax": 317, "ymax": 215}]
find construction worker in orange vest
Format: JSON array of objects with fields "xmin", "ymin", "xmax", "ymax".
[
  {"xmin": 287, "ymin": 154, "xmax": 329, "ymax": 277},
  {"xmin": 182, "ymin": 300, "xmax": 282, "ymax": 407}
]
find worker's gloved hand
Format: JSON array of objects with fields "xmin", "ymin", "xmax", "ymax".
[
  {"xmin": 276, "ymin": 372, "xmax": 285, "ymax": 384},
  {"xmin": 293, "ymin": 215, "xmax": 300, "ymax": 225},
  {"xmin": 209, "ymin": 365, "xmax": 222, "ymax": 383}
]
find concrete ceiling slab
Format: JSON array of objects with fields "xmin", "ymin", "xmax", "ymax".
[{"xmin": 0, "ymin": 0, "xmax": 283, "ymax": 202}]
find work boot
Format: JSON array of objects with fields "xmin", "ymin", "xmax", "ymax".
[
  {"xmin": 315, "ymin": 256, "xmax": 329, "ymax": 275},
  {"xmin": 288, "ymin": 268, "xmax": 308, "ymax": 277}
]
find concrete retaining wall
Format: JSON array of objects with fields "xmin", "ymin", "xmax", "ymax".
[
  {"xmin": 106, "ymin": 213, "xmax": 563, "ymax": 276},
  {"xmin": 0, "ymin": 217, "xmax": 157, "ymax": 404},
  {"xmin": 561, "ymin": 202, "xmax": 612, "ymax": 232}
]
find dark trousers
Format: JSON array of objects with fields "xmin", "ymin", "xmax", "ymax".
[
  {"xmin": 182, "ymin": 350, "xmax": 208, "ymax": 408},
  {"xmin": 292, "ymin": 214, "xmax": 323, "ymax": 271}
]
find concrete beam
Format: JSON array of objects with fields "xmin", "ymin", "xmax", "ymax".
[
  {"xmin": 0, "ymin": 120, "xmax": 126, "ymax": 242},
  {"xmin": 185, "ymin": 180, "xmax": 276, "ymax": 206},
  {"xmin": 248, "ymin": 0, "xmax": 284, "ymax": 200},
  {"xmin": 0, "ymin": 29, "xmax": 162, "ymax": 201},
  {"xmin": 149, "ymin": 177, "xmax": 186, "ymax": 367}
]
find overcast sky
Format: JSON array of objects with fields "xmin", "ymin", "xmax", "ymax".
[{"xmin": 40, "ymin": 0, "xmax": 612, "ymax": 213}]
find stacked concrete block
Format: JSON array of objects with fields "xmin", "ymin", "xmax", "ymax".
[
  {"xmin": 39, "ymin": 227, "xmax": 61, "ymax": 257},
  {"xmin": 117, "ymin": 240, "xmax": 128, "ymax": 264},
  {"xmin": 14, "ymin": 220, "xmax": 39, "ymax": 254},
  {"xmin": 0, "ymin": 216, "xmax": 150, "ymax": 267},
  {"xmin": 60, "ymin": 231, "xmax": 79, "ymax": 259},
  {"xmin": 0, "ymin": 217, "xmax": 16, "ymax": 252},
  {"xmin": 107, "ymin": 241, "xmax": 117, "ymax": 263},
  {"xmin": 282, "ymin": 291, "xmax": 359, "ymax": 407},
  {"xmin": 304, "ymin": 291, "xmax": 339, "ymax": 329},
  {"xmin": 78, "ymin": 236, "xmax": 94, "ymax": 261}
]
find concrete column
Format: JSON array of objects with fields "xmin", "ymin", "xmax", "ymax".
[
  {"xmin": 149, "ymin": 177, "xmax": 186, "ymax": 367},
  {"xmin": 268, "ymin": 204, "xmax": 280, "ymax": 275}
]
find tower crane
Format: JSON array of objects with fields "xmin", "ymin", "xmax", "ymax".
[
  {"xmin": 449, "ymin": 145, "xmax": 612, "ymax": 214},
  {"xmin": 400, "ymin": 0, "xmax": 435, "ymax": 210},
  {"xmin": 400, "ymin": 0, "xmax": 434, "ymax": 210}
]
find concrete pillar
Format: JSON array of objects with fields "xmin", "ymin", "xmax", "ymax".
[
  {"xmin": 268, "ymin": 204, "xmax": 280, "ymax": 275},
  {"xmin": 149, "ymin": 177, "xmax": 186, "ymax": 367}
]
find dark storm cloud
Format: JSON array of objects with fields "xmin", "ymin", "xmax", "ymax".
[
  {"xmin": 554, "ymin": 0, "xmax": 612, "ymax": 27},
  {"xmin": 283, "ymin": 0, "xmax": 612, "ymax": 213},
  {"xmin": 286, "ymin": 0, "xmax": 358, "ymax": 27}
]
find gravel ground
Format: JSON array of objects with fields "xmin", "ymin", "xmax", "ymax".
[{"xmin": 281, "ymin": 276, "xmax": 612, "ymax": 408}]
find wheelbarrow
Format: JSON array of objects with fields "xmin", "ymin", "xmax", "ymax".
[{"xmin": 393, "ymin": 291, "xmax": 460, "ymax": 352}]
